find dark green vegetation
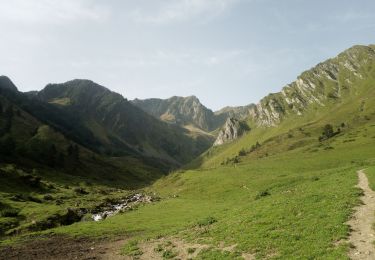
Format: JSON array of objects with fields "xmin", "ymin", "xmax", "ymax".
[
  {"xmin": 121, "ymin": 239, "xmax": 142, "ymax": 257},
  {"xmin": 0, "ymin": 76, "xmax": 213, "ymax": 237},
  {"xmin": 1, "ymin": 44, "xmax": 375, "ymax": 259},
  {"xmin": 37, "ymin": 80, "xmax": 213, "ymax": 164}
]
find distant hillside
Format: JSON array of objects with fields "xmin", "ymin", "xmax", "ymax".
[
  {"xmin": 35, "ymin": 80, "xmax": 212, "ymax": 166},
  {"xmin": 132, "ymin": 96, "xmax": 227, "ymax": 132},
  {"xmin": 0, "ymin": 77, "xmax": 168, "ymax": 188}
]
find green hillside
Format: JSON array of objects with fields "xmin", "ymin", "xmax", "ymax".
[
  {"xmin": 0, "ymin": 77, "xmax": 210, "ymax": 237},
  {"xmin": 37, "ymin": 79, "xmax": 213, "ymax": 165}
]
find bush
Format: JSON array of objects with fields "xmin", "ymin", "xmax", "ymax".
[
  {"xmin": 10, "ymin": 193, "xmax": 42, "ymax": 203},
  {"xmin": 255, "ymin": 190, "xmax": 270, "ymax": 200},
  {"xmin": 319, "ymin": 124, "xmax": 340, "ymax": 141},
  {"xmin": 187, "ymin": 248, "xmax": 196, "ymax": 254},
  {"xmin": 197, "ymin": 216, "xmax": 217, "ymax": 227},
  {"xmin": 20, "ymin": 174, "xmax": 42, "ymax": 188},
  {"xmin": 0, "ymin": 208, "xmax": 19, "ymax": 217},
  {"xmin": 121, "ymin": 240, "xmax": 142, "ymax": 256},
  {"xmin": 43, "ymin": 194, "xmax": 54, "ymax": 201},
  {"xmin": 323, "ymin": 124, "xmax": 334, "ymax": 138},
  {"xmin": 238, "ymin": 149, "xmax": 247, "ymax": 156},
  {"xmin": 162, "ymin": 249, "xmax": 177, "ymax": 259},
  {"xmin": 154, "ymin": 244, "xmax": 164, "ymax": 253},
  {"xmin": 73, "ymin": 187, "xmax": 89, "ymax": 195},
  {"xmin": 0, "ymin": 217, "xmax": 19, "ymax": 235}
]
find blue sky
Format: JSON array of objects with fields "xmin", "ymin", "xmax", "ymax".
[{"xmin": 1, "ymin": 0, "xmax": 375, "ymax": 110}]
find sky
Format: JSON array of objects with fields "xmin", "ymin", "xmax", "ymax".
[{"xmin": 1, "ymin": 0, "xmax": 375, "ymax": 110}]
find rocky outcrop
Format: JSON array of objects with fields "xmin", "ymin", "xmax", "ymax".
[
  {"xmin": 214, "ymin": 104, "xmax": 256, "ymax": 121},
  {"xmin": 132, "ymin": 96, "xmax": 225, "ymax": 131},
  {"xmin": 216, "ymin": 45, "xmax": 375, "ymax": 127},
  {"xmin": 213, "ymin": 118, "xmax": 250, "ymax": 146}
]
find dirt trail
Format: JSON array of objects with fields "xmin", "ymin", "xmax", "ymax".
[{"xmin": 348, "ymin": 169, "xmax": 375, "ymax": 260}]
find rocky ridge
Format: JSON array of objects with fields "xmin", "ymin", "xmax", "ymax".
[
  {"xmin": 132, "ymin": 95, "xmax": 225, "ymax": 131},
  {"xmin": 213, "ymin": 117, "xmax": 250, "ymax": 146},
  {"xmin": 221, "ymin": 45, "xmax": 375, "ymax": 127}
]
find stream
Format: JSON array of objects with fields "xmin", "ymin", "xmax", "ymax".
[{"xmin": 91, "ymin": 193, "xmax": 153, "ymax": 221}]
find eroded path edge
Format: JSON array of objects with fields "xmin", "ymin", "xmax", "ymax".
[{"xmin": 347, "ymin": 169, "xmax": 375, "ymax": 259}]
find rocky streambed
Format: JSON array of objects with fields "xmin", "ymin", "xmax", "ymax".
[
  {"xmin": 13, "ymin": 193, "xmax": 157, "ymax": 234},
  {"xmin": 91, "ymin": 193, "xmax": 155, "ymax": 221}
]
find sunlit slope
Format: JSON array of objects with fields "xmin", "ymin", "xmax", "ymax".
[
  {"xmin": 42, "ymin": 45, "xmax": 375, "ymax": 258},
  {"xmin": 189, "ymin": 45, "xmax": 375, "ymax": 169},
  {"xmin": 46, "ymin": 119, "xmax": 375, "ymax": 258}
]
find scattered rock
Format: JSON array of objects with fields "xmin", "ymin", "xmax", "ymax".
[{"xmin": 91, "ymin": 193, "xmax": 156, "ymax": 221}]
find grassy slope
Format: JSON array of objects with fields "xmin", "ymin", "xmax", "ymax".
[
  {"xmin": 365, "ymin": 166, "xmax": 375, "ymax": 191},
  {"xmin": 13, "ymin": 115, "xmax": 371, "ymax": 259},
  {"xmin": 0, "ymin": 96, "xmax": 167, "ymax": 236}
]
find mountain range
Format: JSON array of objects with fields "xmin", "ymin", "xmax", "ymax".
[
  {"xmin": 1, "ymin": 45, "xmax": 374, "ymax": 171},
  {"xmin": 1, "ymin": 44, "xmax": 375, "ymax": 251}
]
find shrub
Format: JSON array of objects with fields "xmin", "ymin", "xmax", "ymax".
[
  {"xmin": 0, "ymin": 208, "xmax": 19, "ymax": 217},
  {"xmin": 43, "ymin": 194, "xmax": 54, "ymax": 201},
  {"xmin": 323, "ymin": 124, "xmax": 334, "ymax": 138},
  {"xmin": 121, "ymin": 240, "xmax": 142, "ymax": 256},
  {"xmin": 20, "ymin": 174, "xmax": 42, "ymax": 188},
  {"xmin": 197, "ymin": 216, "xmax": 217, "ymax": 227},
  {"xmin": 319, "ymin": 124, "xmax": 339, "ymax": 141},
  {"xmin": 255, "ymin": 190, "xmax": 270, "ymax": 200},
  {"xmin": 238, "ymin": 149, "xmax": 247, "ymax": 156},
  {"xmin": 162, "ymin": 249, "xmax": 177, "ymax": 259},
  {"xmin": 10, "ymin": 193, "xmax": 42, "ymax": 203},
  {"xmin": 73, "ymin": 187, "xmax": 89, "ymax": 195},
  {"xmin": 187, "ymin": 248, "xmax": 196, "ymax": 254},
  {"xmin": 154, "ymin": 244, "xmax": 164, "ymax": 253}
]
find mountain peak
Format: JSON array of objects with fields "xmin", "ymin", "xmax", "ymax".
[
  {"xmin": 39, "ymin": 79, "xmax": 126, "ymax": 105},
  {"xmin": 0, "ymin": 76, "xmax": 18, "ymax": 92},
  {"xmin": 47, "ymin": 79, "xmax": 109, "ymax": 92},
  {"xmin": 131, "ymin": 95, "xmax": 223, "ymax": 131}
]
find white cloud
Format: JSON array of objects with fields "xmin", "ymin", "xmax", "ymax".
[
  {"xmin": 130, "ymin": 49, "xmax": 246, "ymax": 68},
  {"xmin": 68, "ymin": 48, "xmax": 247, "ymax": 71},
  {"xmin": 333, "ymin": 11, "xmax": 372, "ymax": 23},
  {"xmin": 129, "ymin": 0, "xmax": 240, "ymax": 24},
  {"xmin": 0, "ymin": 0, "xmax": 110, "ymax": 24}
]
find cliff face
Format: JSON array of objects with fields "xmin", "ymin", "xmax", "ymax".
[
  {"xmin": 213, "ymin": 118, "xmax": 250, "ymax": 146},
  {"xmin": 132, "ymin": 96, "xmax": 225, "ymax": 131},
  {"xmin": 264, "ymin": 46, "xmax": 375, "ymax": 125},
  {"xmin": 216, "ymin": 45, "xmax": 375, "ymax": 127}
]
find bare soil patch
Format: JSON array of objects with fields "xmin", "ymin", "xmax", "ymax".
[{"xmin": 0, "ymin": 235, "xmax": 128, "ymax": 260}]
